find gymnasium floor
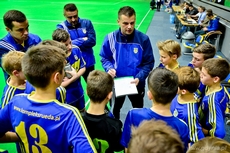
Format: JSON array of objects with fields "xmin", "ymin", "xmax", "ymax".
[{"xmin": 0, "ymin": 0, "xmax": 229, "ymax": 152}]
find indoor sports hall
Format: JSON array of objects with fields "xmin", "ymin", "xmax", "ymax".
[{"xmin": 0, "ymin": 0, "xmax": 229, "ymax": 152}]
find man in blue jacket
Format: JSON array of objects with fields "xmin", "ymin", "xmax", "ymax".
[
  {"xmin": 194, "ymin": 11, "xmax": 219, "ymax": 37},
  {"xmin": 100, "ymin": 6, "xmax": 155, "ymax": 119},
  {"xmin": 57, "ymin": 3, "xmax": 96, "ymax": 82},
  {"xmin": 0, "ymin": 10, "xmax": 41, "ymax": 80}
]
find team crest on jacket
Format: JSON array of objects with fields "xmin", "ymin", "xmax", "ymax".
[
  {"xmin": 82, "ymin": 28, "xmax": 86, "ymax": 34},
  {"xmin": 74, "ymin": 55, "xmax": 79, "ymax": 61},
  {"xmin": 173, "ymin": 109, "xmax": 178, "ymax": 117},
  {"xmin": 133, "ymin": 48, "xmax": 138, "ymax": 54}
]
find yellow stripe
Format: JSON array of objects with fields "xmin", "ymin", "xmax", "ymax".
[
  {"xmin": 208, "ymin": 93, "xmax": 216, "ymax": 136},
  {"xmin": 2, "ymin": 87, "xmax": 16, "ymax": 108},
  {"xmin": 54, "ymin": 102, "xmax": 97, "ymax": 152},
  {"xmin": 57, "ymin": 86, "xmax": 66, "ymax": 103},
  {"xmin": 183, "ymin": 44, "xmax": 193, "ymax": 49},
  {"xmin": 187, "ymin": 103, "xmax": 198, "ymax": 142}
]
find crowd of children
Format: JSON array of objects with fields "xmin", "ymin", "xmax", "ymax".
[{"xmin": 0, "ymin": 3, "xmax": 230, "ymax": 153}]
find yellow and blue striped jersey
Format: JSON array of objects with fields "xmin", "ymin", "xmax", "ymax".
[
  {"xmin": 25, "ymin": 81, "xmax": 66, "ymax": 103},
  {"xmin": 200, "ymin": 86, "xmax": 229, "ymax": 138},
  {"xmin": 0, "ymin": 94, "xmax": 96, "ymax": 153},
  {"xmin": 171, "ymin": 95, "xmax": 204, "ymax": 143},
  {"xmin": 65, "ymin": 47, "xmax": 85, "ymax": 105},
  {"xmin": 121, "ymin": 108, "xmax": 189, "ymax": 151},
  {"xmin": 1, "ymin": 78, "xmax": 25, "ymax": 109}
]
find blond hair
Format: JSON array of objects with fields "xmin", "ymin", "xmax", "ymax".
[
  {"xmin": 2, "ymin": 51, "xmax": 25, "ymax": 75},
  {"xmin": 157, "ymin": 39, "xmax": 181, "ymax": 58}
]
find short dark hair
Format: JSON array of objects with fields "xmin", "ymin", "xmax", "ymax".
[
  {"xmin": 22, "ymin": 45, "xmax": 66, "ymax": 88},
  {"xmin": 52, "ymin": 29, "xmax": 70, "ymax": 42},
  {"xmin": 200, "ymin": 6, "xmax": 206, "ymax": 11},
  {"xmin": 207, "ymin": 12, "xmax": 213, "ymax": 17},
  {"xmin": 118, "ymin": 6, "xmax": 136, "ymax": 19},
  {"xmin": 3, "ymin": 10, "xmax": 26, "ymax": 29},
  {"xmin": 206, "ymin": 9, "xmax": 214, "ymax": 17},
  {"xmin": 193, "ymin": 43, "xmax": 216, "ymax": 60},
  {"xmin": 87, "ymin": 70, "xmax": 114, "ymax": 103},
  {"xmin": 202, "ymin": 58, "xmax": 230, "ymax": 81},
  {"xmin": 64, "ymin": 3, "xmax": 78, "ymax": 12},
  {"xmin": 147, "ymin": 68, "xmax": 178, "ymax": 104},
  {"xmin": 128, "ymin": 119, "xmax": 184, "ymax": 153}
]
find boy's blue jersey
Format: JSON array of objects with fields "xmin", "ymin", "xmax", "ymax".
[
  {"xmin": 1, "ymin": 79, "xmax": 25, "ymax": 109},
  {"xmin": 171, "ymin": 95, "xmax": 204, "ymax": 143},
  {"xmin": 0, "ymin": 94, "xmax": 96, "ymax": 153},
  {"xmin": 200, "ymin": 86, "xmax": 229, "ymax": 138},
  {"xmin": 25, "ymin": 81, "xmax": 66, "ymax": 103},
  {"xmin": 57, "ymin": 18, "xmax": 96, "ymax": 68},
  {"xmin": 65, "ymin": 46, "xmax": 85, "ymax": 105},
  {"xmin": 121, "ymin": 108, "xmax": 189, "ymax": 150}
]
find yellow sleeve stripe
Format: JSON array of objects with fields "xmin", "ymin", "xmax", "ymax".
[
  {"xmin": 54, "ymin": 102, "xmax": 97, "ymax": 152},
  {"xmin": 2, "ymin": 86, "xmax": 17, "ymax": 108},
  {"xmin": 187, "ymin": 103, "xmax": 198, "ymax": 142},
  {"xmin": 208, "ymin": 93, "xmax": 216, "ymax": 137},
  {"xmin": 57, "ymin": 86, "xmax": 66, "ymax": 103}
]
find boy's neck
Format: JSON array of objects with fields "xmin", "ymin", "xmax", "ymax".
[
  {"xmin": 29, "ymin": 87, "xmax": 57, "ymax": 101},
  {"xmin": 8, "ymin": 76, "xmax": 25, "ymax": 88},
  {"xmin": 178, "ymin": 93, "xmax": 195, "ymax": 103},
  {"xmin": 166, "ymin": 60, "xmax": 178, "ymax": 71},
  {"xmin": 151, "ymin": 102, "xmax": 172, "ymax": 116},
  {"xmin": 87, "ymin": 100, "xmax": 106, "ymax": 115},
  {"xmin": 206, "ymin": 82, "xmax": 221, "ymax": 95}
]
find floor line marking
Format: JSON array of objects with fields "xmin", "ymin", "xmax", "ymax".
[
  {"xmin": 136, "ymin": 9, "xmax": 151, "ymax": 30},
  {"xmin": 113, "ymin": 0, "xmax": 126, "ymax": 5},
  {"xmin": 85, "ymin": 99, "xmax": 90, "ymax": 107}
]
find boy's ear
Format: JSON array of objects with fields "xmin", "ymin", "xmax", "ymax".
[
  {"xmin": 181, "ymin": 89, "xmax": 187, "ymax": 95},
  {"xmin": 53, "ymin": 72, "xmax": 62, "ymax": 85},
  {"xmin": 213, "ymin": 76, "xmax": 220, "ymax": 83},
  {"xmin": 172, "ymin": 54, "xmax": 178, "ymax": 60},
  {"xmin": 107, "ymin": 91, "xmax": 113, "ymax": 100},
  {"xmin": 12, "ymin": 70, "xmax": 20, "ymax": 77},
  {"xmin": 147, "ymin": 90, "xmax": 153, "ymax": 100}
]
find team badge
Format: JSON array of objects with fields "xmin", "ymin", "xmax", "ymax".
[
  {"xmin": 173, "ymin": 109, "xmax": 178, "ymax": 117},
  {"xmin": 74, "ymin": 55, "xmax": 79, "ymax": 61},
  {"xmin": 133, "ymin": 48, "xmax": 138, "ymax": 54},
  {"xmin": 82, "ymin": 28, "xmax": 87, "ymax": 34}
]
